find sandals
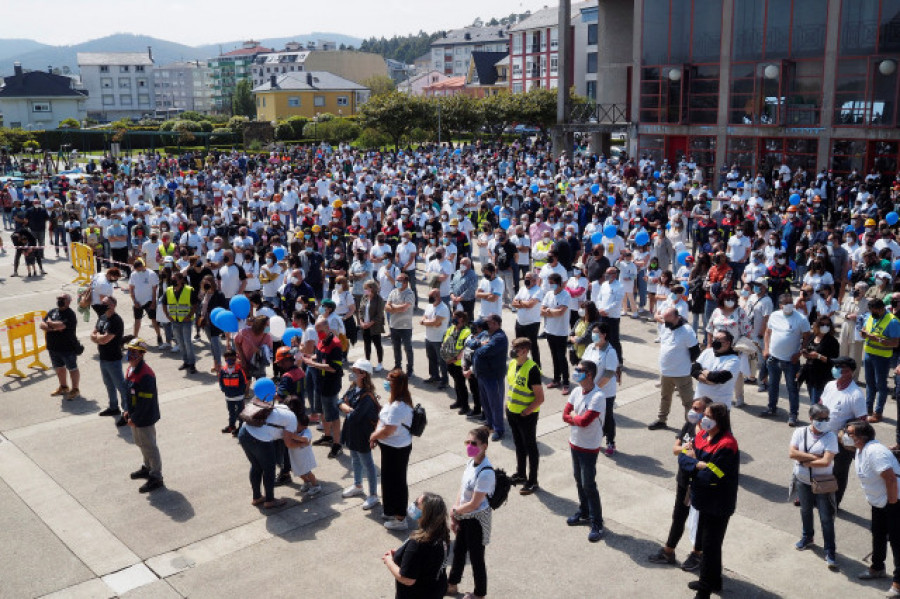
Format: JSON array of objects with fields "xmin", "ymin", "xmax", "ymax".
[
  {"xmin": 251, "ymin": 498, "xmax": 265, "ymax": 506},
  {"xmin": 263, "ymin": 499, "xmax": 286, "ymax": 509}
]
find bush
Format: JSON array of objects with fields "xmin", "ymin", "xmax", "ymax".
[
  {"xmin": 227, "ymin": 115, "xmax": 249, "ymax": 136},
  {"xmin": 210, "ymin": 127, "xmax": 234, "ymax": 145},
  {"xmin": 23, "ymin": 140, "xmax": 40, "ymax": 151},
  {"xmin": 407, "ymin": 127, "xmax": 433, "ymax": 144},
  {"xmin": 306, "ymin": 118, "xmax": 359, "ymax": 143},
  {"xmin": 197, "ymin": 121, "xmax": 214, "ymax": 133},
  {"xmin": 286, "ymin": 115, "xmax": 308, "ymax": 139},
  {"xmin": 173, "ymin": 120, "xmax": 201, "ymax": 133},
  {"xmin": 274, "ymin": 121, "xmax": 294, "ymax": 141},
  {"xmin": 159, "ymin": 120, "xmax": 176, "ymax": 132},
  {"xmin": 177, "ymin": 111, "xmax": 206, "ymax": 122},
  {"xmin": 317, "ymin": 112, "xmax": 336, "ymax": 122},
  {"xmin": 59, "ymin": 118, "xmax": 80, "ymax": 129},
  {"xmin": 355, "ymin": 127, "xmax": 390, "ymax": 149}
]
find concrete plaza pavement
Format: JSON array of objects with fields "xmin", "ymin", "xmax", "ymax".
[{"xmin": 0, "ymin": 249, "xmax": 895, "ymax": 598}]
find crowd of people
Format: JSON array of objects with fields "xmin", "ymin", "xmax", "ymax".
[{"xmin": 17, "ymin": 138, "xmax": 900, "ymax": 598}]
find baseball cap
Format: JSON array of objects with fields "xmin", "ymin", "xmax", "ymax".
[
  {"xmin": 832, "ymin": 356, "xmax": 857, "ymax": 371},
  {"xmin": 351, "ymin": 358, "xmax": 373, "ymax": 374}
]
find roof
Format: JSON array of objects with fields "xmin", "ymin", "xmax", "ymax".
[
  {"xmin": 509, "ymin": 2, "xmax": 593, "ymax": 31},
  {"xmin": 424, "ymin": 76, "xmax": 466, "ymax": 90},
  {"xmin": 220, "ymin": 45, "xmax": 272, "ymax": 57},
  {"xmin": 77, "ymin": 52, "xmax": 153, "ymax": 66},
  {"xmin": 470, "ymin": 51, "xmax": 507, "ymax": 85},
  {"xmin": 494, "ymin": 55, "xmax": 510, "ymax": 67},
  {"xmin": 432, "ymin": 26, "xmax": 509, "ymax": 47},
  {"xmin": 254, "ymin": 51, "xmax": 310, "ymax": 65},
  {"xmin": 0, "ymin": 70, "xmax": 87, "ymax": 99},
  {"xmin": 252, "ymin": 71, "xmax": 367, "ymax": 92}
]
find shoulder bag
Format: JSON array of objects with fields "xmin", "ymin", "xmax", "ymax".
[{"xmin": 805, "ymin": 429, "xmax": 838, "ymax": 495}]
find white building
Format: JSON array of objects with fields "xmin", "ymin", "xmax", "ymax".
[
  {"xmin": 77, "ymin": 50, "xmax": 155, "ymax": 121},
  {"xmin": 430, "ymin": 27, "xmax": 510, "ymax": 77},
  {"xmin": 397, "ymin": 70, "xmax": 453, "ymax": 96},
  {"xmin": 0, "ymin": 63, "xmax": 87, "ymax": 129},
  {"xmin": 573, "ymin": 3, "xmax": 599, "ymax": 101},
  {"xmin": 153, "ymin": 61, "xmax": 213, "ymax": 116}
]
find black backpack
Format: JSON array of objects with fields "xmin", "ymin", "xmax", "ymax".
[
  {"xmin": 478, "ymin": 465, "xmax": 512, "ymax": 510},
  {"xmin": 403, "ymin": 404, "xmax": 427, "ymax": 436}
]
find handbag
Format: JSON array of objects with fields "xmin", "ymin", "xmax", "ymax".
[{"xmin": 805, "ymin": 429, "xmax": 838, "ymax": 495}]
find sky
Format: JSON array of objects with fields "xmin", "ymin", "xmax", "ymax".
[{"xmin": 6, "ymin": 0, "xmax": 556, "ymax": 46}]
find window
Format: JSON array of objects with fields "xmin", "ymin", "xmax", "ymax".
[
  {"xmin": 551, "ymin": 56, "xmax": 559, "ymax": 75},
  {"xmin": 288, "ymin": 96, "xmax": 300, "ymax": 107},
  {"xmin": 119, "ymin": 77, "xmax": 130, "ymax": 88},
  {"xmin": 587, "ymin": 24, "xmax": 598, "ymax": 46},
  {"xmin": 32, "ymin": 102, "xmax": 51, "ymax": 112},
  {"xmin": 138, "ymin": 94, "xmax": 150, "ymax": 105},
  {"xmin": 262, "ymin": 97, "xmax": 266, "ymax": 107},
  {"xmin": 120, "ymin": 94, "xmax": 133, "ymax": 105},
  {"xmin": 314, "ymin": 95, "xmax": 326, "ymax": 107},
  {"xmin": 137, "ymin": 78, "xmax": 147, "ymax": 88},
  {"xmin": 136, "ymin": 65, "xmax": 145, "ymax": 72},
  {"xmin": 337, "ymin": 96, "xmax": 349, "ymax": 106},
  {"xmin": 99, "ymin": 66, "xmax": 109, "ymax": 73},
  {"xmin": 101, "ymin": 77, "xmax": 113, "ymax": 88},
  {"xmin": 8, "ymin": 122, "xmax": 21, "ymax": 128},
  {"xmin": 102, "ymin": 94, "xmax": 115, "ymax": 106},
  {"xmin": 550, "ymin": 28, "xmax": 559, "ymax": 50},
  {"xmin": 830, "ymin": 139, "xmax": 867, "ymax": 177},
  {"xmin": 120, "ymin": 66, "xmax": 129, "ymax": 72},
  {"xmin": 586, "ymin": 81, "xmax": 597, "ymax": 100},
  {"xmin": 587, "ymin": 53, "xmax": 598, "ymax": 74},
  {"xmin": 513, "ymin": 35, "xmax": 522, "ymax": 54},
  {"xmin": 513, "ymin": 82, "xmax": 524, "ymax": 93}
]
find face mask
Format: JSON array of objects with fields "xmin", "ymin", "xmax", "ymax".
[
  {"xmin": 126, "ymin": 350, "xmax": 142, "ymax": 361},
  {"xmin": 460, "ymin": 264, "xmax": 468, "ymax": 272},
  {"xmin": 687, "ymin": 410, "xmax": 703, "ymax": 424},
  {"xmin": 382, "ymin": 380, "xmax": 391, "ymax": 392},
  {"xmin": 813, "ymin": 418, "xmax": 830, "ymax": 432},
  {"xmin": 290, "ymin": 277, "xmax": 299, "ymax": 286},
  {"xmin": 395, "ymin": 281, "xmax": 403, "ymax": 289},
  {"xmin": 578, "ymin": 307, "xmax": 585, "ymax": 317},
  {"xmin": 819, "ymin": 326, "xmax": 830, "ymax": 334},
  {"xmin": 711, "ymin": 340, "xmax": 723, "ymax": 351},
  {"xmin": 267, "ymin": 258, "xmax": 274, "ymax": 265},
  {"xmin": 57, "ymin": 299, "xmax": 66, "ymax": 308},
  {"xmin": 574, "ymin": 269, "xmax": 581, "ymax": 276},
  {"xmin": 831, "ymin": 366, "xmax": 843, "ymax": 379},
  {"xmin": 407, "ymin": 502, "xmax": 422, "ymax": 521},
  {"xmin": 724, "ymin": 300, "xmax": 735, "ymax": 308},
  {"xmin": 348, "ymin": 372, "xmax": 357, "ymax": 383},
  {"xmin": 782, "ymin": 304, "xmax": 794, "ymax": 315},
  {"xmin": 740, "ymin": 289, "xmax": 750, "ymax": 298},
  {"xmin": 572, "ymin": 371, "xmax": 586, "ymax": 383},
  {"xmin": 700, "ymin": 416, "xmax": 716, "ymax": 431},
  {"xmin": 466, "ymin": 443, "xmax": 480, "ymax": 458},
  {"xmin": 509, "ymin": 349, "xmax": 519, "ymax": 360},
  {"xmin": 843, "ymin": 433, "xmax": 856, "ymax": 449}
]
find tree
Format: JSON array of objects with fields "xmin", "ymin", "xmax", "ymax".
[
  {"xmin": 519, "ymin": 87, "xmax": 559, "ymax": 132},
  {"xmin": 232, "ymin": 79, "xmax": 256, "ymax": 119},
  {"xmin": 362, "ymin": 75, "xmax": 397, "ymax": 97},
  {"xmin": 360, "ymin": 91, "xmax": 430, "ymax": 148},
  {"xmin": 58, "ymin": 118, "xmax": 80, "ymax": 129},
  {"xmin": 433, "ymin": 95, "xmax": 479, "ymax": 141},
  {"xmin": 479, "ymin": 92, "xmax": 519, "ymax": 134}
]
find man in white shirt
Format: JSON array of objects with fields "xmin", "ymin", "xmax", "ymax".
[
  {"xmin": 819, "ymin": 356, "xmax": 868, "ymax": 507},
  {"xmin": 649, "ymin": 308, "xmax": 700, "ymax": 430},
  {"xmin": 744, "ymin": 279, "xmax": 773, "ymax": 388},
  {"xmin": 217, "ymin": 251, "xmax": 247, "ymax": 299},
  {"xmin": 512, "ymin": 272, "xmax": 545, "ymax": 368},
  {"xmin": 593, "ymin": 266, "xmax": 625, "ymax": 364},
  {"xmin": 760, "ymin": 294, "xmax": 811, "ymax": 425},
  {"xmin": 541, "ymin": 273, "xmax": 572, "ymax": 393},
  {"xmin": 128, "ymin": 258, "xmax": 160, "ymax": 341},
  {"xmin": 396, "ymin": 232, "xmax": 418, "ymax": 308},
  {"xmin": 475, "ymin": 263, "xmax": 504, "ymax": 319},
  {"xmin": 691, "ymin": 330, "xmax": 741, "ymax": 409},
  {"xmin": 426, "ymin": 249, "xmax": 454, "ymax": 305},
  {"xmin": 726, "ymin": 229, "xmax": 750, "ymax": 281},
  {"xmin": 421, "ymin": 289, "xmax": 450, "ymax": 388}
]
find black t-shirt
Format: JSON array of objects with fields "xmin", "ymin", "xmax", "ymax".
[
  {"xmin": 316, "ymin": 338, "xmax": 343, "ymax": 396},
  {"xmin": 45, "ymin": 307, "xmax": 78, "ymax": 353},
  {"xmin": 495, "ymin": 240, "xmax": 517, "ymax": 271},
  {"xmin": 95, "ymin": 312, "xmax": 124, "ymax": 362},
  {"xmin": 393, "ymin": 538, "xmax": 448, "ymax": 599},
  {"xmin": 675, "ymin": 421, "xmax": 699, "ymax": 487}
]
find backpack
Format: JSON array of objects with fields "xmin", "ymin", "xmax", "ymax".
[
  {"xmin": 238, "ymin": 398, "xmax": 284, "ymax": 429},
  {"xmin": 477, "ymin": 465, "xmax": 512, "ymax": 510},
  {"xmin": 440, "ymin": 328, "xmax": 461, "ymax": 362},
  {"xmin": 403, "ymin": 403, "xmax": 427, "ymax": 436}
]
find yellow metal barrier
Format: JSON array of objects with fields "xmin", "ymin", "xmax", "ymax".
[
  {"xmin": 0, "ymin": 311, "xmax": 49, "ymax": 378},
  {"xmin": 71, "ymin": 242, "xmax": 95, "ymax": 285}
]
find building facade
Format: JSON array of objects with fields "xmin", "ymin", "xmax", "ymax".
[
  {"xmin": 430, "ymin": 27, "xmax": 510, "ymax": 77},
  {"xmin": 153, "ymin": 61, "xmax": 213, "ymax": 116},
  {"xmin": 77, "ymin": 51, "xmax": 154, "ymax": 121},
  {"xmin": 253, "ymin": 72, "xmax": 368, "ymax": 121},
  {"xmin": 209, "ymin": 41, "xmax": 273, "ymax": 114},
  {"xmin": 621, "ymin": 0, "xmax": 900, "ymax": 183},
  {"xmin": 0, "ymin": 64, "xmax": 87, "ymax": 129},
  {"xmin": 250, "ymin": 47, "xmax": 387, "ymax": 88},
  {"xmin": 573, "ymin": 3, "xmax": 599, "ymax": 101},
  {"xmin": 397, "ymin": 70, "xmax": 453, "ymax": 96}
]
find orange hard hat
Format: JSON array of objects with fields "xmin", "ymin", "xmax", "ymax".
[{"xmin": 275, "ymin": 347, "xmax": 294, "ymax": 362}]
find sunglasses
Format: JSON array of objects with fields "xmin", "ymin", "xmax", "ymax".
[{"xmin": 464, "ymin": 440, "xmax": 479, "ymax": 446}]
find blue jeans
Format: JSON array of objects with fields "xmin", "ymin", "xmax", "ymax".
[
  {"xmin": 237, "ymin": 427, "xmax": 277, "ymax": 502},
  {"xmin": 99, "ymin": 359, "xmax": 127, "ymax": 411},
  {"xmin": 206, "ymin": 328, "xmax": 222, "ymax": 368},
  {"xmin": 571, "ymin": 448, "xmax": 603, "ymax": 527},
  {"xmin": 865, "ymin": 354, "xmax": 892, "ymax": 415},
  {"xmin": 390, "ymin": 328, "xmax": 413, "ymax": 374},
  {"xmin": 636, "ymin": 269, "xmax": 647, "ymax": 308},
  {"xmin": 477, "ymin": 377, "xmax": 505, "ymax": 435},
  {"xmin": 797, "ymin": 480, "xmax": 836, "ymax": 553},
  {"xmin": 172, "ymin": 320, "xmax": 195, "ymax": 366},
  {"xmin": 350, "ymin": 449, "xmax": 378, "ymax": 496},
  {"xmin": 767, "ymin": 357, "xmax": 800, "ymax": 417},
  {"xmin": 807, "ymin": 384, "xmax": 825, "ymax": 405}
]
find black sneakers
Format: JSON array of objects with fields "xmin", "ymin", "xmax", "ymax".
[
  {"xmin": 648, "ymin": 548, "xmax": 677, "ymax": 565},
  {"xmin": 98, "ymin": 408, "xmax": 121, "ymax": 417},
  {"xmin": 139, "ymin": 478, "xmax": 164, "ymax": 493},
  {"xmin": 130, "ymin": 466, "xmax": 150, "ymax": 480}
]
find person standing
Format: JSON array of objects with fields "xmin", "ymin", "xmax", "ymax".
[
  {"xmin": 848, "ymin": 419, "xmax": 900, "ymax": 596},
  {"xmin": 820, "ymin": 356, "xmax": 868, "ymax": 507},
  {"xmin": 581, "ymin": 322, "xmax": 621, "ymax": 456},
  {"xmin": 40, "ymin": 293, "xmax": 81, "ymax": 401},
  {"xmin": 691, "ymin": 331, "xmax": 741, "ymax": 410},
  {"xmin": 122, "ymin": 339, "xmax": 164, "ymax": 493},
  {"xmin": 449, "ymin": 257, "xmax": 478, "ymax": 322},
  {"xmin": 475, "ymin": 263, "xmax": 504, "ymax": 319},
  {"xmin": 340, "ymin": 359, "xmax": 381, "ymax": 512},
  {"xmin": 305, "ymin": 322, "xmax": 344, "ymax": 459},
  {"xmin": 371, "ymin": 369, "xmax": 414, "ymax": 531},
  {"xmin": 649, "ymin": 307, "xmax": 700, "ymax": 430},
  {"xmin": 128, "ymin": 258, "xmax": 160, "ymax": 341},
  {"xmin": 506, "ymin": 338, "xmax": 544, "ymax": 495},
  {"xmin": 470, "ymin": 314, "xmax": 509, "ymax": 441},
  {"xmin": 383, "ymin": 492, "xmax": 450, "ymax": 598},
  {"xmin": 593, "ymin": 266, "xmax": 625, "ymax": 365},
  {"xmin": 445, "ymin": 311, "xmax": 473, "ymax": 415},
  {"xmin": 862, "ymin": 299, "xmax": 900, "ymax": 421},
  {"xmin": 512, "ymin": 272, "xmax": 544, "ymax": 368},
  {"xmin": 385, "ymin": 273, "xmax": 415, "ymax": 377},
  {"xmin": 760, "ymin": 294, "xmax": 811, "ymax": 425},
  {"xmin": 396, "ymin": 231, "xmax": 419, "ymax": 309},
  {"xmin": 562, "ymin": 360, "xmax": 606, "ymax": 543},
  {"xmin": 93, "ymin": 296, "xmax": 128, "ymax": 425},
  {"xmin": 678, "ymin": 402, "xmax": 739, "ymax": 599},
  {"xmin": 422, "ymin": 289, "xmax": 450, "ymax": 389},
  {"xmin": 163, "ymin": 271, "xmax": 197, "ymax": 374},
  {"xmin": 542, "ymin": 273, "xmax": 572, "ymax": 394}
]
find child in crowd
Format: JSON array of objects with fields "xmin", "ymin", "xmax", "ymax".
[
  {"xmin": 218, "ymin": 348, "xmax": 247, "ymax": 436},
  {"xmin": 284, "ymin": 399, "xmax": 321, "ymax": 497}
]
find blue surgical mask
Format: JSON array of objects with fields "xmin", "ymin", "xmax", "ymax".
[
  {"xmin": 813, "ymin": 418, "xmax": 830, "ymax": 432},
  {"xmin": 395, "ymin": 281, "xmax": 403, "ymax": 289},
  {"xmin": 572, "ymin": 371, "xmax": 586, "ymax": 383},
  {"xmin": 687, "ymin": 410, "xmax": 702, "ymax": 424},
  {"xmin": 407, "ymin": 502, "xmax": 422, "ymax": 521},
  {"xmin": 700, "ymin": 416, "xmax": 716, "ymax": 431},
  {"xmin": 831, "ymin": 366, "xmax": 842, "ymax": 379},
  {"xmin": 382, "ymin": 380, "xmax": 391, "ymax": 392},
  {"xmin": 591, "ymin": 332, "xmax": 600, "ymax": 343}
]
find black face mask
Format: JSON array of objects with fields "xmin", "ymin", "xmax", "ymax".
[
  {"xmin": 664, "ymin": 320, "xmax": 679, "ymax": 330},
  {"xmin": 711, "ymin": 340, "xmax": 724, "ymax": 351},
  {"xmin": 57, "ymin": 299, "xmax": 66, "ymax": 309},
  {"xmin": 509, "ymin": 349, "xmax": 519, "ymax": 359}
]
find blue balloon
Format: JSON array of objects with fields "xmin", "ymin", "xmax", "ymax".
[
  {"xmin": 844, "ymin": 225, "xmax": 856, "ymax": 234},
  {"xmin": 677, "ymin": 251, "xmax": 691, "ymax": 266},
  {"xmin": 634, "ymin": 231, "xmax": 650, "ymax": 247},
  {"xmin": 500, "ymin": 218, "xmax": 511, "ymax": 230},
  {"xmin": 282, "ymin": 328, "xmax": 302, "ymax": 345},
  {"xmin": 590, "ymin": 183, "xmax": 600, "ymax": 195},
  {"xmin": 647, "ymin": 196, "xmax": 657, "ymax": 204},
  {"xmin": 530, "ymin": 184, "xmax": 539, "ymax": 193},
  {"xmin": 789, "ymin": 260, "xmax": 796, "ymax": 271},
  {"xmin": 603, "ymin": 225, "xmax": 617, "ymax": 238},
  {"xmin": 229, "ymin": 295, "xmax": 251, "ymax": 320},
  {"xmin": 888, "ymin": 212, "xmax": 899, "ymax": 226},
  {"xmin": 789, "ymin": 193, "xmax": 801, "ymax": 206},
  {"xmin": 210, "ymin": 307, "xmax": 226, "ymax": 322},
  {"xmin": 894, "ymin": 260, "xmax": 900, "ymax": 271},
  {"xmin": 492, "ymin": 205, "xmax": 501, "ymax": 215},
  {"xmin": 475, "ymin": 189, "xmax": 483, "ymax": 196},
  {"xmin": 253, "ymin": 378, "xmax": 276, "ymax": 402},
  {"xmin": 213, "ymin": 311, "xmax": 239, "ymax": 333},
  {"xmin": 273, "ymin": 247, "xmax": 286, "ymax": 260},
  {"xmin": 653, "ymin": 170, "xmax": 661, "ymax": 178},
  {"xmin": 453, "ymin": 148, "xmax": 461, "ymax": 155},
  {"xmin": 607, "ymin": 195, "xmax": 616, "ymax": 207},
  {"xmin": 591, "ymin": 231, "xmax": 604, "ymax": 245}
]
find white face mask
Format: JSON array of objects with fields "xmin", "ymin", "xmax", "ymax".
[
  {"xmin": 842, "ymin": 433, "xmax": 856, "ymax": 449},
  {"xmin": 782, "ymin": 304, "xmax": 795, "ymax": 315},
  {"xmin": 724, "ymin": 300, "xmax": 735, "ymax": 308},
  {"xmin": 819, "ymin": 326, "xmax": 830, "ymax": 334}
]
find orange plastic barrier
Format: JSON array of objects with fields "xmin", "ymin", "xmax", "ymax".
[
  {"xmin": 0, "ymin": 311, "xmax": 49, "ymax": 378},
  {"xmin": 71, "ymin": 242, "xmax": 95, "ymax": 285}
]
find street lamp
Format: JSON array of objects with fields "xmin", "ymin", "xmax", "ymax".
[
  {"xmin": 668, "ymin": 68, "xmax": 682, "ymax": 81},
  {"xmin": 313, "ymin": 112, "xmax": 320, "ymax": 143},
  {"xmin": 764, "ymin": 64, "xmax": 780, "ymax": 80},
  {"xmin": 879, "ymin": 59, "xmax": 897, "ymax": 76}
]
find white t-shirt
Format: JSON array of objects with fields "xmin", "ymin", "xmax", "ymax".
[
  {"xmin": 287, "ymin": 428, "xmax": 317, "ymax": 475},
  {"xmin": 567, "ymin": 385, "xmax": 606, "ymax": 450},
  {"xmin": 514, "ymin": 285, "xmax": 544, "ymax": 325},
  {"xmin": 767, "ymin": 310, "xmax": 811, "ymax": 361},
  {"xmin": 261, "ymin": 263, "xmax": 283, "ymax": 297},
  {"xmin": 141, "ymin": 240, "xmax": 160, "ymax": 270},
  {"xmin": 581, "ymin": 342, "xmax": 619, "ymax": 397},
  {"xmin": 459, "ymin": 457, "xmax": 496, "ymax": 513},
  {"xmin": 378, "ymin": 401, "xmax": 413, "ymax": 448},
  {"xmin": 396, "ymin": 240, "xmax": 417, "ymax": 272},
  {"xmin": 791, "ymin": 425, "xmax": 838, "ymax": 484},
  {"xmin": 129, "ymin": 269, "xmax": 159, "ymax": 306},
  {"xmin": 424, "ymin": 301, "xmax": 450, "ymax": 343},
  {"xmin": 244, "ymin": 404, "xmax": 298, "ymax": 443},
  {"xmin": 819, "ymin": 380, "xmax": 867, "ymax": 431},
  {"xmin": 218, "ymin": 264, "xmax": 243, "ymax": 298},
  {"xmin": 541, "ymin": 289, "xmax": 571, "ymax": 336},
  {"xmin": 659, "ymin": 323, "xmax": 699, "ymax": 377},
  {"xmin": 477, "ymin": 276, "xmax": 504, "ymax": 318},
  {"xmin": 693, "ymin": 349, "xmax": 741, "ymax": 408},
  {"xmin": 243, "ymin": 259, "xmax": 261, "ymax": 292},
  {"xmin": 426, "ymin": 259, "xmax": 454, "ymax": 297},
  {"xmin": 726, "ymin": 235, "xmax": 750, "ymax": 262},
  {"xmin": 856, "ymin": 441, "xmax": 900, "ymax": 508},
  {"xmin": 538, "ymin": 263, "xmax": 568, "ymax": 292},
  {"xmin": 513, "ymin": 234, "xmax": 531, "ymax": 266},
  {"xmin": 90, "ymin": 273, "xmax": 115, "ymax": 305}
]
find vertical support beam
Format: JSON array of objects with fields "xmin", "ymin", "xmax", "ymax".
[
  {"xmin": 554, "ymin": 0, "xmax": 574, "ymax": 159},
  {"xmin": 817, "ymin": 0, "xmax": 842, "ymax": 172},
  {"xmin": 714, "ymin": 0, "xmax": 735, "ymax": 185}
]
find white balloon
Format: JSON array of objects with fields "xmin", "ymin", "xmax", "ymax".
[{"xmin": 269, "ymin": 316, "xmax": 287, "ymax": 338}]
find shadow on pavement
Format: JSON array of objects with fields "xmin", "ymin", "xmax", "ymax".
[
  {"xmin": 611, "ymin": 451, "xmax": 672, "ymax": 479},
  {"xmin": 533, "ymin": 487, "xmax": 580, "ymax": 519},
  {"xmin": 147, "ymin": 487, "xmax": 195, "ymax": 522},
  {"xmin": 739, "ymin": 472, "xmax": 790, "ymax": 504},
  {"xmin": 115, "ymin": 423, "xmax": 135, "ymax": 445},
  {"xmin": 59, "ymin": 397, "xmax": 99, "ymax": 415},
  {"xmin": 0, "ymin": 368, "xmax": 53, "ymax": 392},
  {"xmin": 836, "ymin": 506, "xmax": 873, "ymax": 531}
]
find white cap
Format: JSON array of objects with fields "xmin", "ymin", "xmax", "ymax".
[{"xmin": 351, "ymin": 358, "xmax": 373, "ymax": 374}]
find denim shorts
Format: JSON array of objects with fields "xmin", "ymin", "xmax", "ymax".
[
  {"xmin": 49, "ymin": 350, "xmax": 78, "ymax": 371},
  {"xmin": 320, "ymin": 393, "xmax": 340, "ymax": 421}
]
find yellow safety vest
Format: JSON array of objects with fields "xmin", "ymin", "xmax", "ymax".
[
  {"xmin": 443, "ymin": 325, "xmax": 471, "ymax": 366},
  {"xmin": 165, "ymin": 285, "xmax": 193, "ymax": 322},
  {"xmin": 864, "ymin": 312, "xmax": 897, "ymax": 358},
  {"xmin": 506, "ymin": 359, "xmax": 541, "ymax": 414},
  {"xmin": 534, "ymin": 240, "xmax": 553, "ymax": 268},
  {"xmin": 159, "ymin": 242, "xmax": 176, "ymax": 257}
]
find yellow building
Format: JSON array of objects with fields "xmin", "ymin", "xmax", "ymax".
[{"xmin": 253, "ymin": 71, "xmax": 369, "ymax": 121}]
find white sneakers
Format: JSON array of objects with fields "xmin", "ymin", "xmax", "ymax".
[
  {"xmin": 305, "ymin": 484, "xmax": 322, "ymax": 497},
  {"xmin": 362, "ymin": 495, "xmax": 379, "ymax": 510},
  {"xmin": 384, "ymin": 518, "xmax": 408, "ymax": 531},
  {"xmin": 342, "ymin": 485, "xmax": 365, "ymax": 498},
  {"xmin": 374, "ymin": 363, "xmax": 383, "ymax": 372}
]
